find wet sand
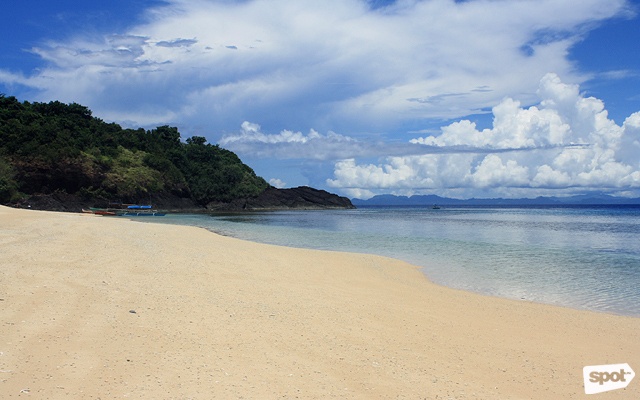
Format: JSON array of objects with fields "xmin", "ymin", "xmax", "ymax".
[{"xmin": 0, "ymin": 205, "xmax": 638, "ymax": 399}]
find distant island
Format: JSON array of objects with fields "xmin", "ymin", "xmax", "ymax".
[
  {"xmin": 352, "ymin": 193, "xmax": 640, "ymax": 206},
  {"xmin": 0, "ymin": 95, "xmax": 353, "ymax": 212}
]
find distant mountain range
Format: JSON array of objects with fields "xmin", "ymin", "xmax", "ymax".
[{"xmin": 351, "ymin": 193, "xmax": 640, "ymax": 206}]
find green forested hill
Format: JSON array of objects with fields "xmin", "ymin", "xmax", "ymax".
[{"xmin": 0, "ymin": 95, "xmax": 269, "ymax": 208}]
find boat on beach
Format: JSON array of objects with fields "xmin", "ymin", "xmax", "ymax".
[{"xmin": 93, "ymin": 210, "xmax": 118, "ymax": 216}]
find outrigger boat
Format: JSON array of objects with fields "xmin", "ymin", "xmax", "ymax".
[
  {"xmin": 87, "ymin": 203, "xmax": 166, "ymax": 217},
  {"xmin": 119, "ymin": 210, "xmax": 167, "ymax": 217}
]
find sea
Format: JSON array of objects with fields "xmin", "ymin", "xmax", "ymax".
[{"xmin": 153, "ymin": 205, "xmax": 640, "ymax": 317}]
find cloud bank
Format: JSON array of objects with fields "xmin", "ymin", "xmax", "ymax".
[
  {"xmin": 0, "ymin": 0, "xmax": 631, "ymax": 135},
  {"xmin": 327, "ymin": 74, "xmax": 640, "ymax": 199}
]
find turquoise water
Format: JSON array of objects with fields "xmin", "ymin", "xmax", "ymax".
[{"xmin": 156, "ymin": 206, "xmax": 640, "ymax": 317}]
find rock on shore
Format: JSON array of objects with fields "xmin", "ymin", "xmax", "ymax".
[{"xmin": 207, "ymin": 186, "xmax": 356, "ymax": 210}]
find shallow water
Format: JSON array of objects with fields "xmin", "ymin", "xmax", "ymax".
[{"xmin": 156, "ymin": 205, "xmax": 640, "ymax": 317}]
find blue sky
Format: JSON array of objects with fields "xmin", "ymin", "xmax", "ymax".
[{"xmin": 2, "ymin": 0, "xmax": 640, "ymax": 199}]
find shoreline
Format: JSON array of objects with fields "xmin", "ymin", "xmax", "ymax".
[
  {"xmin": 1, "ymin": 205, "xmax": 639, "ymax": 398},
  {"xmin": 157, "ymin": 209, "xmax": 640, "ymax": 319}
]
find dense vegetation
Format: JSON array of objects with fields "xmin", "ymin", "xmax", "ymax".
[{"xmin": 0, "ymin": 94, "xmax": 269, "ymax": 207}]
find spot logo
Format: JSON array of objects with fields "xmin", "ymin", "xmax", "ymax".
[{"xmin": 583, "ymin": 363, "xmax": 635, "ymax": 394}]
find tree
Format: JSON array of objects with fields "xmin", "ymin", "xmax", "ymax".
[{"xmin": 0, "ymin": 96, "xmax": 270, "ymax": 206}]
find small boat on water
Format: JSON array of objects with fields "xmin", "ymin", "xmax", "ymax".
[
  {"xmin": 119, "ymin": 211, "xmax": 167, "ymax": 217},
  {"xmin": 432, "ymin": 204, "xmax": 441, "ymax": 209},
  {"xmin": 87, "ymin": 204, "xmax": 166, "ymax": 217},
  {"xmin": 119, "ymin": 204, "xmax": 165, "ymax": 216}
]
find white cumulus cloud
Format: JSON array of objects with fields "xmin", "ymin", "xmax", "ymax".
[
  {"xmin": 269, "ymin": 178, "xmax": 287, "ymax": 188},
  {"xmin": 328, "ymin": 74, "xmax": 640, "ymax": 199},
  {"xmin": 220, "ymin": 121, "xmax": 362, "ymax": 160}
]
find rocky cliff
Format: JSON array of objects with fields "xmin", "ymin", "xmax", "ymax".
[
  {"xmin": 207, "ymin": 186, "xmax": 356, "ymax": 211},
  {"xmin": 14, "ymin": 186, "xmax": 355, "ymax": 213}
]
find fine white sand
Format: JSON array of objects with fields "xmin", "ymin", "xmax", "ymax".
[{"xmin": 1, "ymin": 205, "xmax": 638, "ymax": 399}]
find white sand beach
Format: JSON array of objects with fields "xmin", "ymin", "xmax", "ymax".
[{"xmin": 0, "ymin": 205, "xmax": 638, "ymax": 399}]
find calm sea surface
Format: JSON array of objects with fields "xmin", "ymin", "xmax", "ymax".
[{"xmin": 155, "ymin": 205, "xmax": 640, "ymax": 317}]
